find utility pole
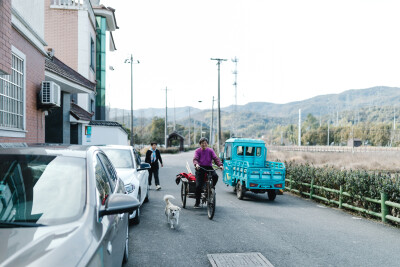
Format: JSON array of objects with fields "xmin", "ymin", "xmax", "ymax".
[
  {"xmin": 232, "ymin": 57, "xmax": 238, "ymax": 137},
  {"xmin": 394, "ymin": 106, "xmax": 396, "ymax": 130},
  {"xmin": 124, "ymin": 54, "xmax": 139, "ymax": 147},
  {"xmin": 173, "ymin": 99, "xmax": 176, "ymax": 132},
  {"xmin": 211, "ymin": 58, "xmax": 227, "ymax": 154},
  {"xmin": 188, "ymin": 107, "xmax": 191, "ymax": 146},
  {"xmin": 193, "ymin": 118, "xmax": 196, "ymax": 145},
  {"xmin": 162, "ymin": 87, "xmax": 171, "ymax": 147},
  {"xmin": 298, "ymin": 109, "xmax": 301, "ymax": 146},
  {"xmin": 210, "ymin": 96, "xmax": 215, "ymax": 146},
  {"xmin": 327, "ymin": 119, "xmax": 330, "ymax": 146}
]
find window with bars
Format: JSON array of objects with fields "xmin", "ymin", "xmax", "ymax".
[{"xmin": 0, "ymin": 53, "xmax": 25, "ymax": 130}]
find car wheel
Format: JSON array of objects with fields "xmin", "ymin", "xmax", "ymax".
[
  {"xmin": 132, "ymin": 191, "xmax": 141, "ymax": 225},
  {"xmin": 236, "ymin": 182, "xmax": 245, "ymax": 200},
  {"xmin": 267, "ymin": 189, "xmax": 277, "ymax": 201},
  {"xmin": 123, "ymin": 223, "xmax": 129, "ymax": 263},
  {"xmin": 144, "ymin": 186, "xmax": 149, "ymax": 203}
]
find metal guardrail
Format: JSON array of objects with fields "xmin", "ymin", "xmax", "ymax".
[
  {"xmin": 269, "ymin": 145, "xmax": 400, "ymax": 153},
  {"xmin": 286, "ymin": 178, "xmax": 400, "ymax": 224}
]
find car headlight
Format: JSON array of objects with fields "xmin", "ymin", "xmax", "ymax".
[{"xmin": 125, "ymin": 183, "xmax": 135, "ymax": 194}]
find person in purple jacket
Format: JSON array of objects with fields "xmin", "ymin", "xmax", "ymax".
[{"xmin": 193, "ymin": 137, "xmax": 223, "ymax": 208}]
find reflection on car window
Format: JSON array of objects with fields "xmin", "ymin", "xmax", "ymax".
[
  {"xmin": 98, "ymin": 153, "xmax": 117, "ymax": 190},
  {"xmin": 0, "ymin": 155, "xmax": 86, "ymax": 225},
  {"xmin": 225, "ymin": 144, "xmax": 232, "ymax": 160},
  {"xmin": 237, "ymin": 146, "xmax": 244, "ymax": 156},
  {"xmin": 94, "ymin": 156, "xmax": 111, "ymax": 206},
  {"xmin": 102, "ymin": 149, "xmax": 133, "ymax": 169},
  {"xmin": 133, "ymin": 149, "xmax": 141, "ymax": 168},
  {"xmin": 245, "ymin": 147, "xmax": 255, "ymax": 156}
]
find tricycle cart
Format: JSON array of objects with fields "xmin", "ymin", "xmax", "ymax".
[{"xmin": 175, "ymin": 170, "xmax": 216, "ymax": 220}]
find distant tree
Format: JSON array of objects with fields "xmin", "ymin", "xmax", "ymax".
[
  {"xmin": 303, "ymin": 113, "xmax": 319, "ymax": 130},
  {"xmin": 149, "ymin": 117, "xmax": 165, "ymax": 145}
]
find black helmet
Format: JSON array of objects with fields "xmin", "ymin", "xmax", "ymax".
[{"xmin": 199, "ymin": 137, "xmax": 209, "ymax": 144}]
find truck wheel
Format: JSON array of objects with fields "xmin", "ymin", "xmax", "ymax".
[
  {"xmin": 236, "ymin": 182, "xmax": 245, "ymax": 200},
  {"xmin": 268, "ymin": 189, "xmax": 276, "ymax": 201}
]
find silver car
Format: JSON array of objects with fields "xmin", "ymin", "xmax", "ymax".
[
  {"xmin": 0, "ymin": 144, "xmax": 139, "ymax": 266},
  {"xmin": 101, "ymin": 145, "xmax": 150, "ymax": 224}
]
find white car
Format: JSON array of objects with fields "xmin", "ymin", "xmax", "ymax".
[{"xmin": 101, "ymin": 145, "xmax": 150, "ymax": 224}]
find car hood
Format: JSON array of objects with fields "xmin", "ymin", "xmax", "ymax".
[
  {"xmin": 115, "ymin": 168, "xmax": 137, "ymax": 185},
  {"xmin": 0, "ymin": 223, "xmax": 88, "ymax": 266}
]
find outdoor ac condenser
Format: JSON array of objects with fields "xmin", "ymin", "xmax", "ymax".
[{"xmin": 40, "ymin": 81, "xmax": 61, "ymax": 107}]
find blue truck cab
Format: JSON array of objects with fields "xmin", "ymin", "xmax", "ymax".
[{"xmin": 220, "ymin": 138, "xmax": 285, "ymax": 201}]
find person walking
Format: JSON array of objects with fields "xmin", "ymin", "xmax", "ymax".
[{"xmin": 145, "ymin": 142, "xmax": 163, "ymax": 190}]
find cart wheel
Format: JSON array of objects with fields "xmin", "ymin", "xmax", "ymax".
[
  {"xmin": 207, "ymin": 186, "xmax": 216, "ymax": 220},
  {"xmin": 236, "ymin": 182, "xmax": 245, "ymax": 200},
  {"xmin": 181, "ymin": 182, "xmax": 187, "ymax": 208},
  {"xmin": 267, "ymin": 189, "xmax": 276, "ymax": 201}
]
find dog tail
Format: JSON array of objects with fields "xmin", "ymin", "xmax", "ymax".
[{"xmin": 163, "ymin": 194, "xmax": 175, "ymax": 203}]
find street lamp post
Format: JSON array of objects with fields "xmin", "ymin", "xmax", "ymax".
[
  {"xmin": 211, "ymin": 58, "xmax": 227, "ymax": 154},
  {"xmin": 124, "ymin": 54, "xmax": 140, "ymax": 147}
]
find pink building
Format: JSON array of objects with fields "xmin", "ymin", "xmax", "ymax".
[{"xmin": 0, "ymin": 0, "xmax": 47, "ymax": 143}]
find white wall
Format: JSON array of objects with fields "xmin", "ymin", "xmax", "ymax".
[
  {"xmin": 77, "ymin": 8, "xmax": 96, "ymax": 112},
  {"xmin": 12, "ymin": 0, "xmax": 45, "ymax": 40},
  {"xmin": 81, "ymin": 125, "xmax": 129, "ymax": 145},
  {"xmin": 77, "ymin": 9, "xmax": 96, "ymax": 82}
]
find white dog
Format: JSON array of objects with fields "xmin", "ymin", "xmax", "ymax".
[{"xmin": 164, "ymin": 195, "xmax": 181, "ymax": 229}]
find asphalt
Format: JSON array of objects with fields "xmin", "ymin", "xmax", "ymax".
[{"xmin": 124, "ymin": 151, "xmax": 400, "ymax": 267}]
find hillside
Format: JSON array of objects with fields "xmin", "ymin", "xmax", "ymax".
[{"xmin": 108, "ymin": 86, "xmax": 400, "ymax": 132}]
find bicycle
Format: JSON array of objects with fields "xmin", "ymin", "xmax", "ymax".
[{"xmin": 179, "ymin": 166, "xmax": 218, "ymax": 220}]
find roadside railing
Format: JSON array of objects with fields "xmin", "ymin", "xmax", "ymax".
[
  {"xmin": 286, "ymin": 178, "xmax": 400, "ymax": 224},
  {"xmin": 270, "ymin": 145, "xmax": 400, "ymax": 153}
]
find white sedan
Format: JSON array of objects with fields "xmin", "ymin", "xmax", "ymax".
[{"xmin": 101, "ymin": 145, "xmax": 150, "ymax": 224}]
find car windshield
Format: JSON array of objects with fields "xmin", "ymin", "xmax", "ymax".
[
  {"xmin": 102, "ymin": 149, "xmax": 134, "ymax": 168},
  {"xmin": 0, "ymin": 155, "xmax": 86, "ymax": 226}
]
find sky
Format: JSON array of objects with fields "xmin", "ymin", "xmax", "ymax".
[{"xmin": 101, "ymin": 0, "xmax": 400, "ymax": 111}]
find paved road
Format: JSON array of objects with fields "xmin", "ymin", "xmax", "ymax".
[{"xmin": 124, "ymin": 152, "xmax": 400, "ymax": 267}]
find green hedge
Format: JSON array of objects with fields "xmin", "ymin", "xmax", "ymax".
[{"xmin": 285, "ymin": 161, "xmax": 400, "ymax": 217}]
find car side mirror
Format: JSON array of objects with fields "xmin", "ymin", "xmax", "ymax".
[
  {"xmin": 138, "ymin": 162, "xmax": 150, "ymax": 171},
  {"xmin": 99, "ymin": 193, "xmax": 140, "ymax": 217}
]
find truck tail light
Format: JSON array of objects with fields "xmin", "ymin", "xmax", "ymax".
[
  {"xmin": 274, "ymin": 184, "xmax": 283, "ymax": 188},
  {"xmin": 249, "ymin": 183, "xmax": 258, "ymax": 187}
]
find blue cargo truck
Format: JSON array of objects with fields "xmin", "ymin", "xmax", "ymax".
[{"xmin": 220, "ymin": 138, "xmax": 286, "ymax": 201}]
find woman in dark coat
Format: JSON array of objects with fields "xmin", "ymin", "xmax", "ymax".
[{"xmin": 145, "ymin": 142, "xmax": 163, "ymax": 190}]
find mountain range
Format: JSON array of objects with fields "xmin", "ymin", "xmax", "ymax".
[{"xmin": 109, "ymin": 86, "xmax": 400, "ymax": 125}]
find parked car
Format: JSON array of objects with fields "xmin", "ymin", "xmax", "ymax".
[
  {"xmin": 0, "ymin": 144, "xmax": 139, "ymax": 266},
  {"xmin": 100, "ymin": 145, "xmax": 150, "ymax": 224}
]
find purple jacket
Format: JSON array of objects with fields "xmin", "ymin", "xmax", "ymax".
[{"xmin": 193, "ymin": 147, "xmax": 222, "ymax": 167}]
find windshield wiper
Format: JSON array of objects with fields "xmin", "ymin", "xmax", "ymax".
[{"xmin": 0, "ymin": 221, "xmax": 46, "ymax": 228}]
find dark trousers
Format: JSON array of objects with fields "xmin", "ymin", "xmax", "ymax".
[
  {"xmin": 195, "ymin": 166, "xmax": 218, "ymax": 204},
  {"xmin": 148, "ymin": 167, "xmax": 160, "ymax": 186}
]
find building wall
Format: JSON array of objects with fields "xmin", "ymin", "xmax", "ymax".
[
  {"xmin": 44, "ymin": 0, "xmax": 78, "ymax": 71},
  {"xmin": 12, "ymin": 0, "xmax": 45, "ymax": 39},
  {"xmin": 82, "ymin": 126, "xmax": 128, "ymax": 145},
  {"xmin": 77, "ymin": 9, "xmax": 96, "ymax": 83},
  {"xmin": 0, "ymin": 0, "xmax": 12, "ymax": 75},
  {"xmin": 0, "ymin": 29, "xmax": 45, "ymax": 143}
]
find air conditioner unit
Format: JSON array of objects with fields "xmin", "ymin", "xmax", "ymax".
[{"xmin": 40, "ymin": 81, "xmax": 61, "ymax": 107}]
